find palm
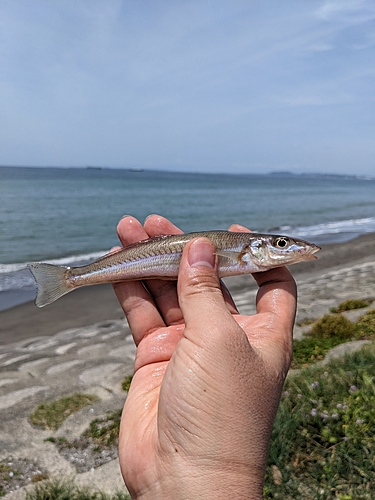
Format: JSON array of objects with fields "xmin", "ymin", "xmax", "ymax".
[{"xmin": 112, "ymin": 215, "xmax": 296, "ymax": 497}]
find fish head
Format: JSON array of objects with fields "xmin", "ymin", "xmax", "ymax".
[{"xmin": 246, "ymin": 234, "xmax": 321, "ymax": 269}]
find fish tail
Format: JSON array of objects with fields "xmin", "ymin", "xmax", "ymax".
[{"xmin": 27, "ymin": 263, "xmax": 73, "ymax": 308}]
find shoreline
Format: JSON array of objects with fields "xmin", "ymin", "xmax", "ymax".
[{"xmin": 1, "ymin": 232, "xmax": 374, "ymax": 346}]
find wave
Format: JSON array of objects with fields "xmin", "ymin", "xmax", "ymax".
[
  {"xmin": 0, "ymin": 250, "xmax": 107, "ymax": 292},
  {"xmin": 0, "ymin": 250, "xmax": 107, "ymax": 275},
  {"xmin": 276, "ymin": 217, "xmax": 375, "ymax": 240}
]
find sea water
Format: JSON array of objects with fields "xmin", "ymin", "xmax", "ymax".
[{"xmin": 1, "ymin": 166, "xmax": 374, "ymax": 310}]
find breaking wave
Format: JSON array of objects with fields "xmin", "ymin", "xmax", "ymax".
[{"xmin": 275, "ymin": 217, "xmax": 375, "ymax": 241}]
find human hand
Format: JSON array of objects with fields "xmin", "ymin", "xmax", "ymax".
[{"xmin": 113, "ymin": 214, "xmax": 296, "ymax": 500}]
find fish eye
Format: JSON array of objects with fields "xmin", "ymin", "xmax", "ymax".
[{"xmin": 274, "ymin": 237, "xmax": 290, "ymax": 249}]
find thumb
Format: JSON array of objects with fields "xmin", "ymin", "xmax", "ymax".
[{"xmin": 177, "ymin": 238, "xmax": 234, "ymax": 338}]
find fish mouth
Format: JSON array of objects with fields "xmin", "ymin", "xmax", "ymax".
[
  {"xmin": 312, "ymin": 244, "xmax": 321, "ymax": 254},
  {"xmin": 305, "ymin": 254, "xmax": 318, "ymax": 260},
  {"xmin": 305, "ymin": 244, "xmax": 321, "ymax": 260}
]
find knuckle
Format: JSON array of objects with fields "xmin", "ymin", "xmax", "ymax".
[{"xmin": 185, "ymin": 271, "xmax": 222, "ymax": 296}]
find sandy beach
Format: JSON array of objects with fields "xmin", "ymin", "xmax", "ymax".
[{"xmin": 1, "ymin": 232, "xmax": 374, "ymax": 346}]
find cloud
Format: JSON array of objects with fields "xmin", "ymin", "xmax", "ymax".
[{"xmin": 315, "ymin": 0, "xmax": 375, "ymax": 22}]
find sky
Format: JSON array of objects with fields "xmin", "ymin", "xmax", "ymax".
[{"xmin": 1, "ymin": 0, "xmax": 374, "ymax": 175}]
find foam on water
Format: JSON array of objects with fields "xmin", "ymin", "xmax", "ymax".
[{"xmin": 278, "ymin": 217, "xmax": 375, "ymax": 240}]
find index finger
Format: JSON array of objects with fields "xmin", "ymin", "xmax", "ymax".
[
  {"xmin": 113, "ymin": 216, "xmax": 166, "ymax": 343},
  {"xmin": 253, "ymin": 266, "xmax": 297, "ymax": 337},
  {"xmin": 228, "ymin": 224, "xmax": 297, "ymax": 332}
]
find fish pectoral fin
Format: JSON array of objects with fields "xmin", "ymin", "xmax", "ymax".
[{"xmin": 214, "ymin": 250, "xmax": 243, "ymax": 262}]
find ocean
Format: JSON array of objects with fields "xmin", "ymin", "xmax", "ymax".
[{"xmin": 1, "ymin": 166, "xmax": 375, "ymax": 311}]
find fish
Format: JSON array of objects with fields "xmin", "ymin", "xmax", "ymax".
[{"xmin": 27, "ymin": 230, "xmax": 320, "ymax": 308}]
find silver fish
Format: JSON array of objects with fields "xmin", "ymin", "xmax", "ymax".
[{"xmin": 28, "ymin": 231, "xmax": 320, "ymax": 308}]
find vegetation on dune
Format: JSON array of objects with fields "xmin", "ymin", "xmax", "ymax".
[
  {"xmin": 25, "ymin": 478, "xmax": 130, "ymax": 500},
  {"xmin": 30, "ymin": 393, "xmax": 99, "ymax": 430},
  {"xmin": 309, "ymin": 313, "xmax": 354, "ymax": 340},
  {"xmin": 292, "ymin": 305, "xmax": 375, "ymax": 369},
  {"xmin": 84, "ymin": 409, "xmax": 122, "ymax": 449},
  {"xmin": 356, "ymin": 308, "xmax": 375, "ymax": 337},
  {"xmin": 121, "ymin": 374, "xmax": 133, "ymax": 392},
  {"xmin": 330, "ymin": 298, "xmax": 373, "ymax": 314},
  {"xmin": 265, "ymin": 342, "xmax": 375, "ymax": 499}
]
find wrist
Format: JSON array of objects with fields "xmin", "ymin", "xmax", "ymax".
[{"xmin": 132, "ymin": 464, "xmax": 265, "ymax": 500}]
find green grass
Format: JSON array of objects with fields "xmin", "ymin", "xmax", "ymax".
[
  {"xmin": 45, "ymin": 411, "xmax": 122, "ymax": 468},
  {"xmin": 25, "ymin": 478, "xmax": 130, "ymax": 500},
  {"xmin": 0, "ymin": 464, "xmax": 12, "ymax": 498},
  {"xmin": 292, "ymin": 313, "xmax": 355, "ymax": 369},
  {"xmin": 44, "ymin": 436, "xmax": 69, "ymax": 445},
  {"xmin": 309, "ymin": 313, "xmax": 355, "ymax": 340},
  {"xmin": 292, "ymin": 335, "xmax": 346, "ymax": 368},
  {"xmin": 83, "ymin": 409, "xmax": 122, "ymax": 449},
  {"xmin": 292, "ymin": 309, "xmax": 375, "ymax": 369},
  {"xmin": 30, "ymin": 393, "xmax": 99, "ymax": 430},
  {"xmin": 265, "ymin": 341, "xmax": 375, "ymax": 499},
  {"xmin": 121, "ymin": 375, "xmax": 133, "ymax": 392},
  {"xmin": 356, "ymin": 308, "xmax": 375, "ymax": 337},
  {"xmin": 330, "ymin": 298, "xmax": 373, "ymax": 313}
]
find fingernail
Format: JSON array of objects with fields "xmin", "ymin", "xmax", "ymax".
[
  {"xmin": 121, "ymin": 215, "xmax": 133, "ymax": 222},
  {"xmin": 188, "ymin": 239, "xmax": 215, "ymax": 269},
  {"xmin": 144, "ymin": 213, "xmax": 159, "ymax": 222}
]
